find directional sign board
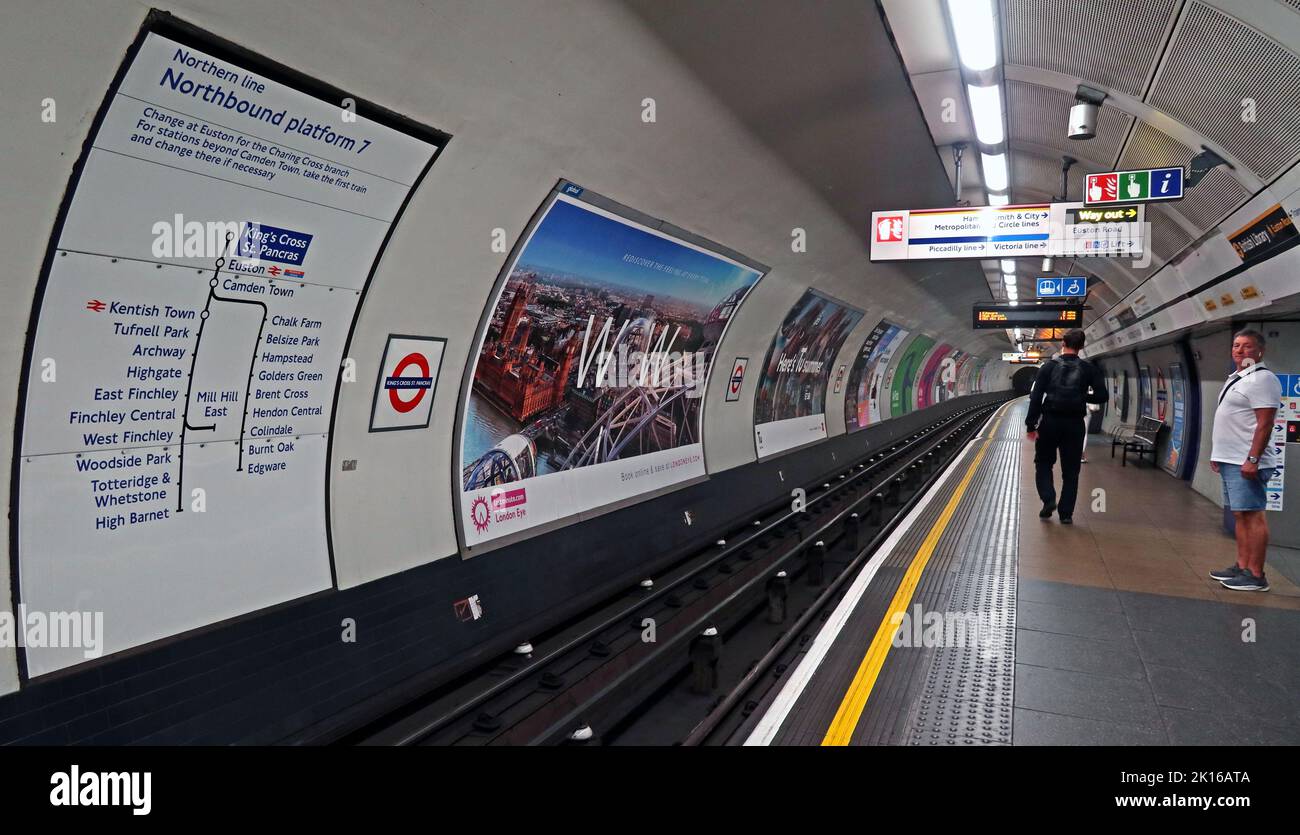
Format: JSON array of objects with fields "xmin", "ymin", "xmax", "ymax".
[
  {"xmin": 1085, "ymin": 167, "xmax": 1183, "ymax": 205},
  {"xmin": 870, "ymin": 202, "xmax": 1144, "ymax": 261},
  {"xmin": 1037, "ymin": 276, "xmax": 1088, "ymax": 299},
  {"xmin": 1002, "ymin": 352, "xmax": 1042, "ymax": 362}
]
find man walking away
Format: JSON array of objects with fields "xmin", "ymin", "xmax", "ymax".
[
  {"xmin": 1026, "ymin": 329, "xmax": 1108, "ymax": 524},
  {"xmin": 1209, "ymin": 329, "xmax": 1281, "ymax": 592}
]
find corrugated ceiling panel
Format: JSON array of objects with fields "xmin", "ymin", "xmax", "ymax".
[
  {"xmin": 1002, "ymin": 0, "xmax": 1180, "ymax": 98},
  {"xmin": 1013, "ymin": 153, "xmax": 1066, "ymax": 197},
  {"xmin": 1118, "ymin": 120, "xmax": 1249, "ymax": 230},
  {"xmin": 1148, "ymin": 1, "xmax": 1300, "ymax": 179},
  {"xmin": 1145, "ymin": 203, "xmax": 1194, "ymax": 262},
  {"xmin": 1007, "ymin": 80, "xmax": 1132, "ymax": 168}
]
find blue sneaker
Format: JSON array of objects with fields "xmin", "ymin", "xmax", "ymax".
[
  {"xmin": 1220, "ymin": 569, "xmax": 1269, "ymax": 592},
  {"xmin": 1208, "ymin": 565, "xmax": 1244, "ymax": 582}
]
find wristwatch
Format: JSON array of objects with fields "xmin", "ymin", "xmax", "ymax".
[{"xmin": 1247, "ymin": 455, "xmax": 1260, "ymax": 464}]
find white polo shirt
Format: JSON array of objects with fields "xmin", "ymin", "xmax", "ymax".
[{"xmin": 1211, "ymin": 363, "xmax": 1282, "ymax": 466}]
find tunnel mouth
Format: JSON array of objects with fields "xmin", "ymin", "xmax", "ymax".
[{"xmin": 1011, "ymin": 366, "xmax": 1038, "ymax": 395}]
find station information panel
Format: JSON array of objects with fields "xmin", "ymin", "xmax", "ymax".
[{"xmin": 972, "ymin": 305, "xmax": 1084, "ymax": 329}]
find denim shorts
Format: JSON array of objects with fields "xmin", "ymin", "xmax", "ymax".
[{"xmin": 1219, "ymin": 463, "xmax": 1276, "ymax": 512}]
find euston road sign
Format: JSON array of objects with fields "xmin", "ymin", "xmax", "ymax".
[
  {"xmin": 1037, "ymin": 276, "xmax": 1088, "ymax": 299},
  {"xmin": 1085, "ymin": 167, "xmax": 1183, "ymax": 205}
]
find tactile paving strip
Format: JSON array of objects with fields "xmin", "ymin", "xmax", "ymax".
[{"xmin": 906, "ymin": 405, "xmax": 1022, "ymax": 746}]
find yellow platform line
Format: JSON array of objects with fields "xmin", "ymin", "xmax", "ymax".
[{"xmin": 821, "ymin": 408, "xmax": 1007, "ymax": 746}]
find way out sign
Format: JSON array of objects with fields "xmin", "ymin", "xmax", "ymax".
[{"xmin": 370, "ymin": 335, "xmax": 446, "ymax": 431}]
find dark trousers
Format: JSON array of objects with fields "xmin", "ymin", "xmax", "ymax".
[{"xmin": 1035, "ymin": 413, "xmax": 1086, "ymax": 517}]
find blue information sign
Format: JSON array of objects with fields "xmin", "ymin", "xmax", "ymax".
[
  {"xmin": 1036, "ymin": 276, "xmax": 1087, "ymax": 299},
  {"xmin": 1150, "ymin": 167, "xmax": 1184, "ymax": 200}
]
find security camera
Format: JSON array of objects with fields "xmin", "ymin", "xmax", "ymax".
[
  {"xmin": 1068, "ymin": 85, "xmax": 1107, "ymax": 141},
  {"xmin": 1068, "ymin": 103, "xmax": 1097, "ymax": 140}
]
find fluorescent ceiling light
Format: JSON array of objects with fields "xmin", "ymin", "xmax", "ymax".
[
  {"xmin": 966, "ymin": 84, "xmax": 1004, "ymax": 145},
  {"xmin": 982, "ymin": 153, "xmax": 1008, "ymax": 191},
  {"xmin": 947, "ymin": 0, "xmax": 998, "ymax": 72},
  {"xmin": 1042, "ymin": 257, "xmax": 1053, "ymax": 271},
  {"xmin": 988, "ymin": 193, "xmax": 1009, "ymax": 207},
  {"xmin": 1000, "ymin": 260, "xmax": 1015, "ymax": 273},
  {"xmin": 1003, "ymin": 276, "xmax": 1017, "ymax": 287},
  {"xmin": 1014, "ymin": 328, "xmax": 1022, "ymax": 339},
  {"xmin": 1009, "ymin": 300, "xmax": 1019, "ymax": 306}
]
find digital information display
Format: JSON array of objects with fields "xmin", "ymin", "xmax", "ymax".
[{"xmin": 972, "ymin": 306, "xmax": 1084, "ymax": 329}]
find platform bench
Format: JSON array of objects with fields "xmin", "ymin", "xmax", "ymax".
[{"xmin": 1117, "ymin": 416, "xmax": 1165, "ymax": 467}]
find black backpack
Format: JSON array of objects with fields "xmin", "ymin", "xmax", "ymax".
[{"xmin": 1044, "ymin": 358, "xmax": 1086, "ymax": 414}]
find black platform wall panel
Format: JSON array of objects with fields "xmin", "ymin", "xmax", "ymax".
[{"xmin": 0, "ymin": 391, "xmax": 1011, "ymax": 745}]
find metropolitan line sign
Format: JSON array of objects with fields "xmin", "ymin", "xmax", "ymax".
[{"xmin": 869, "ymin": 202, "xmax": 1145, "ymax": 261}]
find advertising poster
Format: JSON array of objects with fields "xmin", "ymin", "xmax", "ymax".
[
  {"xmin": 973, "ymin": 360, "xmax": 989, "ymax": 394},
  {"xmin": 14, "ymin": 28, "xmax": 443, "ymax": 674},
  {"xmin": 890, "ymin": 333, "xmax": 936, "ymax": 417},
  {"xmin": 753, "ymin": 289, "xmax": 864, "ymax": 457},
  {"xmin": 1267, "ymin": 373, "xmax": 1299, "ymax": 511},
  {"xmin": 1139, "ymin": 366, "xmax": 1153, "ymax": 419},
  {"xmin": 1155, "ymin": 367, "xmax": 1169, "ymax": 422},
  {"xmin": 844, "ymin": 319, "xmax": 909, "ymax": 431},
  {"xmin": 939, "ymin": 348, "xmax": 970, "ymax": 403},
  {"xmin": 915, "ymin": 343, "xmax": 955, "ymax": 410},
  {"xmin": 1162, "ymin": 363, "xmax": 1187, "ymax": 476},
  {"xmin": 967, "ymin": 357, "xmax": 986, "ymax": 395},
  {"xmin": 459, "ymin": 191, "xmax": 763, "ymax": 548}
]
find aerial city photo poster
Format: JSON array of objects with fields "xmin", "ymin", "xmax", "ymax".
[
  {"xmin": 753, "ymin": 288, "xmax": 864, "ymax": 457},
  {"xmin": 458, "ymin": 190, "xmax": 763, "ymax": 548}
]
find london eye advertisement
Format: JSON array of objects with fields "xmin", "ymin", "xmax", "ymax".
[
  {"xmin": 458, "ymin": 191, "xmax": 763, "ymax": 548},
  {"xmin": 752, "ymin": 289, "xmax": 864, "ymax": 457}
]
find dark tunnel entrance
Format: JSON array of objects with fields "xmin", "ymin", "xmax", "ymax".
[{"xmin": 1011, "ymin": 365, "xmax": 1038, "ymax": 396}]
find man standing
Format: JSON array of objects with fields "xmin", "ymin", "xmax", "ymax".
[
  {"xmin": 1026, "ymin": 329, "xmax": 1108, "ymax": 524},
  {"xmin": 1209, "ymin": 329, "xmax": 1282, "ymax": 592}
]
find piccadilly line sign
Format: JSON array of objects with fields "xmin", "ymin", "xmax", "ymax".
[{"xmin": 868, "ymin": 201, "xmax": 1145, "ymax": 261}]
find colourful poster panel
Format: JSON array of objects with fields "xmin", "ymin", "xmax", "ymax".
[
  {"xmin": 1162, "ymin": 362, "xmax": 1188, "ymax": 476},
  {"xmin": 891, "ymin": 333, "xmax": 936, "ymax": 416},
  {"xmin": 459, "ymin": 191, "xmax": 763, "ymax": 548},
  {"xmin": 753, "ymin": 289, "xmax": 864, "ymax": 456},
  {"xmin": 844, "ymin": 319, "xmax": 909, "ymax": 431},
  {"xmin": 1139, "ymin": 366, "xmax": 1153, "ymax": 419},
  {"xmin": 915, "ymin": 343, "xmax": 955, "ymax": 410}
]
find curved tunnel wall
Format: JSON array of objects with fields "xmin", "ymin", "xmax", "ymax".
[{"xmin": 0, "ymin": 2, "xmax": 1015, "ymax": 718}]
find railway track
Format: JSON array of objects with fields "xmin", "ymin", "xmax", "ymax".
[{"xmin": 341, "ymin": 399, "xmax": 1007, "ymax": 746}]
